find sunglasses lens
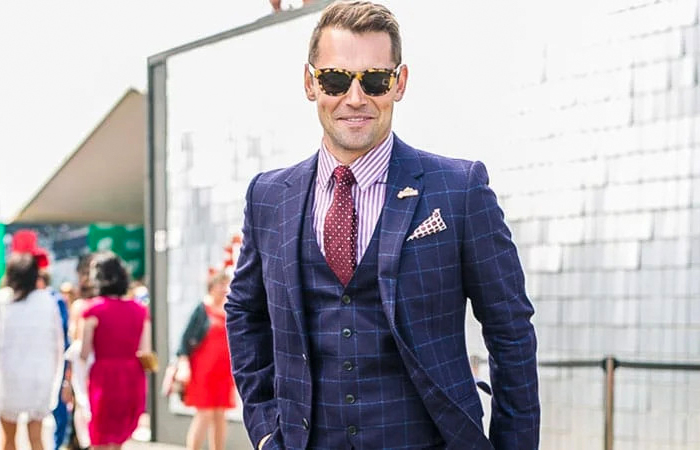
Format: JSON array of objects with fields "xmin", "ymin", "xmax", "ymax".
[
  {"xmin": 361, "ymin": 71, "xmax": 393, "ymax": 96},
  {"xmin": 318, "ymin": 71, "xmax": 352, "ymax": 96}
]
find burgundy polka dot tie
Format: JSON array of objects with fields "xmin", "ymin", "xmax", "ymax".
[{"xmin": 324, "ymin": 166, "xmax": 357, "ymax": 286}]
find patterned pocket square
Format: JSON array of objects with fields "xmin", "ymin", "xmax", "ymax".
[{"xmin": 406, "ymin": 208, "xmax": 447, "ymax": 241}]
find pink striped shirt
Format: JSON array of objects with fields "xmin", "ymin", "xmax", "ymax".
[{"xmin": 313, "ymin": 133, "xmax": 393, "ymax": 263}]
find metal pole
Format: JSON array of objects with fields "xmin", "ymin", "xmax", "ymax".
[{"xmin": 604, "ymin": 356, "xmax": 616, "ymax": 450}]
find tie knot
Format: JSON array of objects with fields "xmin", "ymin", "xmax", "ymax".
[{"xmin": 332, "ymin": 165, "xmax": 356, "ymax": 186}]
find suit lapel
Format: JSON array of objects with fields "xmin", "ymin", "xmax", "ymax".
[
  {"xmin": 378, "ymin": 136, "xmax": 424, "ymax": 326},
  {"xmin": 377, "ymin": 139, "xmax": 490, "ymax": 446},
  {"xmin": 280, "ymin": 154, "xmax": 317, "ymax": 343}
]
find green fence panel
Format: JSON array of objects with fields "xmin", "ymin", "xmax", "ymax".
[{"xmin": 88, "ymin": 224, "xmax": 145, "ymax": 280}]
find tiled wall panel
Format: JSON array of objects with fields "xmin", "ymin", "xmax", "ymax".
[{"xmin": 466, "ymin": 0, "xmax": 700, "ymax": 447}]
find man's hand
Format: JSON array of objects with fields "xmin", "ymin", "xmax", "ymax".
[{"xmin": 258, "ymin": 434, "xmax": 271, "ymax": 450}]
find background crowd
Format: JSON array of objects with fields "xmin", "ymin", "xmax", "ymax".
[
  {"xmin": 0, "ymin": 230, "xmax": 152, "ymax": 450},
  {"xmin": 0, "ymin": 229, "xmax": 237, "ymax": 450}
]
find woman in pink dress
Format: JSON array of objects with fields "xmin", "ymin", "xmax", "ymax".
[{"xmin": 80, "ymin": 251, "xmax": 151, "ymax": 449}]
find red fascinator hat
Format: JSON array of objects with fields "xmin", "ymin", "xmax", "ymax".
[{"xmin": 10, "ymin": 229, "xmax": 49, "ymax": 269}]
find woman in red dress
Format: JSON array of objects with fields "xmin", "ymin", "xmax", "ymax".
[
  {"xmin": 176, "ymin": 271, "xmax": 235, "ymax": 450},
  {"xmin": 80, "ymin": 252, "xmax": 150, "ymax": 450}
]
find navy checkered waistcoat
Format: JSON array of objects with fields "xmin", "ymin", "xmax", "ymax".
[
  {"xmin": 226, "ymin": 135, "xmax": 540, "ymax": 450},
  {"xmin": 300, "ymin": 183, "xmax": 445, "ymax": 449}
]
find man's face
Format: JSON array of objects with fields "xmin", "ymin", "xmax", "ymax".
[{"xmin": 305, "ymin": 28, "xmax": 407, "ymax": 164}]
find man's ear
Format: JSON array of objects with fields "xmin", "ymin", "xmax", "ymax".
[
  {"xmin": 304, "ymin": 64, "xmax": 316, "ymax": 101},
  {"xmin": 394, "ymin": 64, "xmax": 408, "ymax": 102}
]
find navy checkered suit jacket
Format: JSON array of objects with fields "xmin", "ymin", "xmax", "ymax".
[{"xmin": 225, "ymin": 135, "xmax": 540, "ymax": 449}]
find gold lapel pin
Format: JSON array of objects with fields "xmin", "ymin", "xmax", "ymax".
[{"xmin": 397, "ymin": 186, "xmax": 419, "ymax": 199}]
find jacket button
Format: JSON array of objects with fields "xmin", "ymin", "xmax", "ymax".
[
  {"xmin": 342, "ymin": 361, "xmax": 353, "ymax": 371},
  {"xmin": 342, "ymin": 328, "xmax": 352, "ymax": 338},
  {"xmin": 341, "ymin": 295, "xmax": 351, "ymax": 305},
  {"xmin": 302, "ymin": 418, "xmax": 309, "ymax": 430},
  {"xmin": 347, "ymin": 425, "xmax": 357, "ymax": 435},
  {"xmin": 345, "ymin": 394, "xmax": 356, "ymax": 404}
]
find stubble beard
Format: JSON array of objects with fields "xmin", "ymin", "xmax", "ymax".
[{"xmin": 326, "ymin": 127, "xmax": 377, "ymax": 157}]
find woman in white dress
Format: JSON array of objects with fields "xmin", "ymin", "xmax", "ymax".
[{"xmin": 0, "ymin": 253, "xmax": 64, "ymax": 450}]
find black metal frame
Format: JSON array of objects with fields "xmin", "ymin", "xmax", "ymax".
[{"xmin": 539, "ymin": 356, "xmax": 700, "ymax": 450}]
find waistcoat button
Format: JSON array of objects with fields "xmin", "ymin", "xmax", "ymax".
[
  {"xmin": 342, "ymin": 360, "xmax": 353, "ymax": 371},
  {"xmin": 342, "ymin": 328, "xmax": 352, "ymax": 338},
  {"xmin": 345, "ymin": 394, "xmax": 356, "ymax": 404},
  {"xmin": 341, "ymin": 295, "xmax": 351, "ymax": 304},
  {"xmin": 347, "ymin": 425, "xmax": 357, "ymax": 435}
]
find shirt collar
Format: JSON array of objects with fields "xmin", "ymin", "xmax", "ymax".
[{"xmin": 317, "ymin": 132, "xmax": 393, "ymax": 191}]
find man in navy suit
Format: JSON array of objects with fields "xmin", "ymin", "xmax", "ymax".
[{"xmin": 226, "ymin": 2, "xmax": 540, "ymax": 449}]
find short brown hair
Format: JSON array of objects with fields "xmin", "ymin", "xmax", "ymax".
[
  {"xmin": 308, "ymin": 1, "xmax": 401, "ymax": 66},
  {"xmin": 77, "ymin": 253, "xmax": 95, "ymax": 298}
]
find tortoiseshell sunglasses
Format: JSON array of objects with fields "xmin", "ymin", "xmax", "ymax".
[{"xmin": 308, "ymin": 65, "xmax": 400, "ymax": 96}]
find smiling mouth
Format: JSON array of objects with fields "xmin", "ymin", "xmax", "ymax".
[{"xmin": 339, "ymin": 116, "xmax": 373, "ymax": 123}]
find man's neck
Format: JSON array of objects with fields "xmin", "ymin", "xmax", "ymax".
[
  {"xmin": 324, "ymin": 146, "xmax": 371, "ymax": 166},
  {"xmin": 322, "ymin": 132, "xmax": 392, "ymax": 166}
]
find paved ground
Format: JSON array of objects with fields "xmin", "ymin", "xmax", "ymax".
[
  {"xmin": 9, "ymin": 415, "xmax": 186, "ymax": 450},
  {"xmin": 123, "ymin": 441, "xmax": 186, "ymax": 450}
]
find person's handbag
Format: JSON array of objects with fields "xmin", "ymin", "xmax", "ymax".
[{"xmin": 137, "ymin": 351, "xmax": 159, "ymax": 372}]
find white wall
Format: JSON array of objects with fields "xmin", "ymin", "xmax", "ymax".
[{"xmin": 161, "ymin": 1, "xmax": 700, "ymax": 447}]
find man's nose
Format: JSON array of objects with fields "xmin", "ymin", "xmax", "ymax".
[{"xmin": 344, "ymin": 78, "xmax": 367, "ymax": 107}]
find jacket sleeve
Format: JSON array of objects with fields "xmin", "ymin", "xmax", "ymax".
[
  {"xmin": 176, "ymin": 302, "xmax": 209, "ymax": 357},
  {"xmin": 224, "ymin": 173, "xmax": 278, "ymax": 448},
  {"xmin": 461, "ymin": 161, "xmax": 540, "ymax": 449}
]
